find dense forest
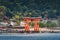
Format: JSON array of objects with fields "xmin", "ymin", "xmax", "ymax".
[{"xmin": 0, "ymin": 0, "xmax": 60, "ymax": 19}]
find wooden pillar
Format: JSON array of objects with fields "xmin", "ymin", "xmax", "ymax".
[
  {"xmin": 33, "ymin": 18, "xmax": 40, "ymax": 31},
  {"xmin": 24, "ymin": 18, "xmax": 31, "ymax": 32}
]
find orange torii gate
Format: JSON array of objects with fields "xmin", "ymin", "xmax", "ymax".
[
  {"xmin": 23, "ymin": 18, "xmax": 31, "ymax": 32},
  {"xmin": 23, "ymin": 17, "xmax": 40, "ymax": 32},
  {"xmin": 33, "ymin": 18, "xmax": 40, "ymax": 32}
]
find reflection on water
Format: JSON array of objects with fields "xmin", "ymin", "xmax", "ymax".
[{"xmin": 0, "ymin": 33, "xmax": 60, "ymax": 40}]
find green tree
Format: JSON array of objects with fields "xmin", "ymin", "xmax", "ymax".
[{"xmin": 0, "ymin": 6, "xmax": 7, "ymax": 16}]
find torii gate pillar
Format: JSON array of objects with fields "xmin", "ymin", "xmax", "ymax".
[
  {"xmin": 33, "ymin": 18, "xmax": 40, "ymax": 32},
  {"xmin": 23, "ymin": 18, "xmax": 31, "ymax": 32}
]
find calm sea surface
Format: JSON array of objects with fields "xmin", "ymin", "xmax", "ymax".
[{"xmin": 0, "ymin": 33, "xmax": 60, "ymax": 40}]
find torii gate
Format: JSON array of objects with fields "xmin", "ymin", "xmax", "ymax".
[
  {"xmin": 23, "ymin": 18, "xmax": 31, "ymax": 32},
  {"xmin": 23, "ymin": 17, "xmax": 40, "ymax": 32},
  {"xmin": 33, "ymin": 18, "xmax": 40, "ymax": 32}
]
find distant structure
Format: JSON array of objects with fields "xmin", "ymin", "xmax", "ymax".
[{"xmin": 23, "ymin": 17, "xmax": 41, "ymax": 32}]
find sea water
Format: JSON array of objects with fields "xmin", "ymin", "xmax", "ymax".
[{"xmin": 0, "ymin": 33, "xmax": 60, "ymax": 40}]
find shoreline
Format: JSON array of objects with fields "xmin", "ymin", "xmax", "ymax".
[
  {"xmin": 0, "ymin": 28, "xmax": 60, "ymax": 33},
  {"xmin": 0, "ymin": 33, "xmax": 60, "ymax": 36}
]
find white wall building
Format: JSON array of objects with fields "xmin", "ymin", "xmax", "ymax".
[{"xmin": 20, "ymin": 21, "xmax": 26, "ymax": 27}]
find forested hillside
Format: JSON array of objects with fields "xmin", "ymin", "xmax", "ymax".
[{"xmin": 0, "ymin": 0, "xmax": 60, "ymax": 19}]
